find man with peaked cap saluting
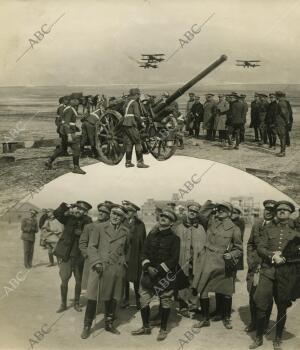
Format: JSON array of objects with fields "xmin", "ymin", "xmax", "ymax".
[
  {"xmin": 173, "ymin": 202, "xmax": 206, "ymax": 317},
  {"xmin": 53, "ymin": 201, "xmax": 92, "ymax": 313},
  {"xmin": 245, "ymin": 200, "xmax": 277, "ymax": 334},
  {"xmin": 81, "ymin": 205, "xmax": 130, "ymax": 337},
  {"xmin": 192, "ymin": 200, "xmax": 242, "ymax": 330},
  {"xmin": 250, "ymin": 201, "xmax": 299, "ymax": 350},
  {"xmin": 79, "ymin": 203, "xmax": 111, "ymax": 290},
  {"xmin": 132, "ymin": 209, "xmax": 182, "ymax": 341},
  {"xmin": 122, "ymin": 88, "xmax": 149, "ymax": 168},
  {"xmin": 121, "ymin": 200, "xmax": 146, "ymax": 309},
  {"xmin": 45, "ymin": 99, "xmax": 86, "ymax": 174},
  {"xmin": 21, "ymin": 209, "xmax": 39, "ymax": 269}
]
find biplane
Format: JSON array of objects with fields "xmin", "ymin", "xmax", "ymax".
[
  {"xmin": 236, "ymin": 60, "xmax": 261, "ymax": 68},
  {"xmin": 141, "ymin": 53, "xmax": 165, "ymax": 62}
]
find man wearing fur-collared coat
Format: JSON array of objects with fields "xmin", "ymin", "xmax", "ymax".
[{"xmin": 192, "ymin": 200, "xmax": 242, "ymax": 330}]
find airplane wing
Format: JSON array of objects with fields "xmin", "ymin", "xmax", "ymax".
[{"xmin": 247, "ymin": 60, "xmax": 261, "ymax": 62}]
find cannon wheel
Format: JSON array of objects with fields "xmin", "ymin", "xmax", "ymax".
[
  {"xmin": 145, "ymin": 117, "xmax": 178, "ymax": 161},
  {"xmin": 95, "ymin": 109, "xmax": 125, "ymax": 165}
]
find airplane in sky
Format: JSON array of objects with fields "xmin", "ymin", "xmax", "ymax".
[{"xmin": 236, "ymin": 60, "xmax": 261, "ymax": 68}]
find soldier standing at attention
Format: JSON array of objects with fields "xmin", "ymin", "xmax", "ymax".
[
  {"xmin": 215, "ymin": 94, "xmax": 229, "ymax": 146},
  {"xmin": 245, "ymin": 200, "xmax": 277, "ymax": 333},
  {"xmin": 275, "ymin": 91, "xmax": 292, "ymax": 157},
  {"xmin": 53, "ymin": 201, "xmax": 92, "ymax": 313},
  {"xmin": 203, "ymin": 93, "xmax": 217, "ymax": 141},
  {"xmin": 121, "ymin": 200, "xmax": 146, "ymax": 309},
  {"xmin": 265, "ymin": 94, "xmax": 277, "ymax": 149},
  {"xmin": 45, "ymin": 99, "xmax": 86, "ymax": 174},
  {"xmin": 250, "ymin": 201, "xmax": 299, "ymax": 350},
  {"xmin": 56, "ymin": 96, "xmax": 70, "ymax": 156},
  {"xmin": 227, "ymin": 93, "xmax": 245, "ymax": 149},
  {"xmin": 122, "ymin": 88, "xmax": 149, "ymax": 168},
  {"xmin": 258, "ymin": 94, "xmax": 269, "ymax": 145},
  {"xmin": 282, "ymin": 93, "xmax": 293, "ymax": 147},
  {"xmin": 239, "ymin": 94, "xmax": 248, "ymax": 143},
  {"xmin": 191, "ymin": 96, "xmax": 204, "ymax": 138},
  {"xmin": 21, "ymin": 209, "xmax": 39, "ymax": 269},
  {"xmin": 250, "ymin": 93, "xmax": 261, "ymax": 142},
  {"xmin": 185, "ymin": 92, "xmax": 196, "ymax": 136}
]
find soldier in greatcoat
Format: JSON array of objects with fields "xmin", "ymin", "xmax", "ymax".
[
  {"xmin": 173, "ymin": 203, "xmax": 206, "ymax": 317},
  {"xmin": 250, "ymin": 201, "xmax": 299, "ymax": 350},
  {"xmin": 245, "ymin": 200, "xmax": 277, "ymax": 333},
  {"xmin": 275, "ymin": 91, "xmax": 292, "ymax": 157},
  {"xmin": 81, "ymin": 205, "xmax": 130, "ymax": 338},
  {"xmin": 192, "ymin": 201, "xmax": 242, "ymax": 330},
  {"xmin": 56, "ymin": 96, "xmax": 70, "ymax": 156},
  {"xmin": 79, "ymin": 203, "xmax": 111, "ymax": 291},
  {"xmin": 203, "ymin": 94, "xmax": 217, "ymax": 140},
  {"xmin": 53, "ymin": 201, "xmax": 92, "ymax": 313},
  {"xmin": 21, "ymin": 209, "xmax": 39, "ymax": 269},
  {"xmin": 214, "ymin": 94, "xmax": 229, "ymax": 146},
  {"xmin": 121, "ymin": 200, "xmax": 146, "ymax": 309},
  {"xmin": 250, "ymin": 93, "xmax": 261, "ymax": 142}
]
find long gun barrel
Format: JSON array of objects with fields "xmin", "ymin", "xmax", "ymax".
[{"xmin": 152, "ymin": 54, "xmax": 227, "ymax": 120}]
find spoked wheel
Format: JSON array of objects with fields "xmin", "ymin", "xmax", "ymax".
[
  {"xmin": 145, "ymin": 117, "xmax": 178, "ymax": 161},
  {"xmin": 95, "ymin": 109, "xmax": 125, "ymax": 165}
]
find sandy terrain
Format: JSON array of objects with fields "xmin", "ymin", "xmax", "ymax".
[{"xmin": 0, "ymin": 223, "xmax": 299, "ymax": 350}]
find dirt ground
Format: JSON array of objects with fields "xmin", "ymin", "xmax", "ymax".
[{"xmin": 0, "ymin": 222, "xmax": 299, "ymax": 350}]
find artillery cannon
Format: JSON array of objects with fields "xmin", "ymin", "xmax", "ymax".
[{"xmin": 95, "ymin": 55, "xmax": 227, "ymax": 165}]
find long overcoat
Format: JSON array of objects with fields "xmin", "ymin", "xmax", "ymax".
[
  {"xmin": 193, "ymin": 206, "xmax": 242, "ymax": 296},
  {"xmin": 126, "ymin": 217, "xmax": 146, "ymax": 282},
  {"xmin": 203, "ymin": 100, "xmax": 217, "ymax": 130},
  {"xmin": 87, "ymin": 221, "xmax": 130, "ymax": 302}
]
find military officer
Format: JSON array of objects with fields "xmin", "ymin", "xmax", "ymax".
[
  {"xmin": 246, "ymin": 200, "xmax": 277, "ymax": 333},
  {"xmin": 81, "ymin": 205, "xmax": 130, "ymax": 337},
  {"xmin": 239, "ymin": 94, "xmax": 248, "ymax": 143},
  {"xmin": 214, "ymin": 94, "xmax": 229, "ymax": 146},
  {"xmin": 122, "ymin": 88, "xmax": 149, "ymax": 168},
  {"xmin": 79, "ymin": 203, "xmax": 111, "ymax": 290},
  {"xmin": 250, "ymin": 201, "xmax": 299, "ymax": 350},
  {"xmin": 56, "ymin": 96, "xmax": 70, "ymax": 156},
  {"xmin": 21, "ymin": 209, "xmax": 39, "ymax": 268},
  {"xmin": 45, "ymin": 99, "xmax": 86, "ymax": 174},
  {"xmin": 192, "ymin": 201, "xmax": 242, "ymax": 330},
  {"xmin": 258, "ymin": 94, "xmax": 269, "ymax": 145},
  {"xmin": 203, "ymin": 93, "xmax": 217, "ymax": 140},
  {"xmin": 275, "ymin": 91, "xmax": 291, "ymax": 157},
  {"xmin": 173, "ymin": 203, "xmax": 206, "ymax": 317},
  {"xmin": 190, "ymin": 96, "xmax": 204, "ymax": 138},
  {"xmin": 80, "ymin": 107, "xmax": 102, "ymax": 159},
  {"xmin": 121, "ymin": 200, "xmax": 146, "ymax": 309},
  {"xmin": 185, "ymin": 92, "xmax": 196, "ymax": 136},
  {"xmin": 53, "ymin": 201, "xmax": 92, "ymax": 313},
  {"xmin": 131, "ymin": 209, "xmax": 181, "ymax": 341},
  {"xmin": 265, "ymin": 94, "xmax": 277, "ymax": 149},
  {"xmin": 250, "ymin": 93, "xmax": 261, "ymax": 142}
]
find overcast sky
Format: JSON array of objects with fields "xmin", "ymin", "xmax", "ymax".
[
  {"xmin": 1, "ymin": 0, "xmax": 300, "ymax": 86},
  {"xmin": 29, "ymin": 156, "xmax": 296, "ymax": 210}
]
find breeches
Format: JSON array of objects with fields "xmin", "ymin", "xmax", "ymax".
[
  {"xmin": 59, "ymin": 257, "xmax": 84, "ymax": 286},
  {"xmin": 139, "ymin": 287, "xmax": 173, "ymax": 309}
]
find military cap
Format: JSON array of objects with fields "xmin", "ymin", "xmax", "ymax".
[
  {"xmin": 70, "ymin": 98, "xmax": 80, "ymax": 105},
  {"xmin": 195, "ymin": 96, "xmax": 200, "ymax": 100},
  {"xmin": 103, "ymin": 200, "xmax": 114, "ymax": 210},
  {"xmin": 139, "ymin": 94, "xmax": 148, "ymax": 102},
  {"xmin": 263, "ymin": 199, "xmax": 277, "ymax": 209},
  {"xmin": 122, "ymin": 200, "xmax": 140, "ymax": 212},
  {"xmin": 74, "ymin": 201, "xmax": 92, "ymax": 211},
  {"xmin": 155, "ymin": 206, "xmax": 163, "ymax": 213},
  {"xmin": 166, "ymin": 202, "xmax": 176, "ymax": 208},
  {"xmin": 205, "ymin": 93, "xmax": 214, "ymax": 97},
  {"xmin": 218, "ymin": 94, "xmax": 224, "ymax": 98},
  {"xmin": 229, "ymin": 92, "xmax": 238, "ymax": 98},
  {"xmin": 97, "ymin": 203, "xmax": 111, "ymax": 215},
  {"xmin": 275, "ymin": 201, "xmax": 295, "ymax": 213},
  {"xmin": 176, "ymin": 204, "xmax": 185, "ymax": 210},
  {"xmin": 160, "ymin": 209, "xmax": 177, "ymax": 222},
  {"xmin": 29, "ymin": 209, "xmax": 38, "ymax": 215},
  {"xmin": 269, "ymin": 93, "xmax": 276, "ymax": 98},
  {"xmin": 239, "ymin": 94, "xmax": 246, "ymax": 98},
  {"xmin": 275, "ymin": 91, "xmax": 285, "ymax": 98},
  {"xmin": 111, "ymin": 204, "xmax": 128, "ymax": 217},
  {"xmin": 189, "ymin": 92, "xmax": 195, "ymax": 96},
  {"xmin": 259, "ymin": 93, "xmax": 268, "ymax": 98},
  {"xmin": 216, "ymin": 201, "xmax": 233, "ymax": 213},
  {"xmin": 129, "ymin": 88, "xmax": 140, "ymax": 95},
  {"xmin": 233, "ymin": 206, "xmax": 243, "ymax": 214},
  {"xmin": 254, "ymin": 92, "xmax": 259, "ymax": 97},
  {"xmin": 187, "ymin": 202, "xmax": 201, "ymax": 213}
]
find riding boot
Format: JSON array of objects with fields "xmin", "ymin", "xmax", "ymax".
[
  {"xmin": 131, "ymin": 305, "xmax": 151, "ymax": 335},
  {"xmin": 223, "ymin": 297, "xmax": 233, "ymax": 329},
  {"xmin": 157, "ymin": 308, "xmax": 170, "ymax": 341},
  {"xmin": 72, "ymin": 155, "xmax": 86, "ymax": 174},
  {"xmin": 211, "ymin": 293, "xmax": 224, "ymax": 320},
  {"xmin": 57, "ymin": 285, "xmax": 68, "ymax": 313},
  {"xmin": 47, "ymin": 252, "xmax": 54, "ymax": 266},
  {"xmin": 81, "ymin": 299, "xmax": 97, "ymax": 339},
  {"xmin": 193, "ymin": 298, "xmax": 210, "ymax": 328},
  {"xmin": 264, "ymin": 301, "xmax": 273, "ymax": 332},
  {"xmin": 249, "ymin": 317, "xmax": 265, "ymax": 349},
  {"xmin": 104, "ymin": 299, "xmax": 120, "ymax": 334},
  {"xmin": 136, "ymin": 146, "xmax": 149, "ymax": 168},
  {"xmin": 125, "ymin": 149, "xmax": 134, "ymax": 167},
  {"xmin": 121, "ymin": 282, "xmax": 130, "ymax": 308},
  {"xmin": 134, "ymin": 281, "xmax": 141, "ymax": 309}
]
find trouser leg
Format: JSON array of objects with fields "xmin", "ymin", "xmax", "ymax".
[
  {"xmin": 124, "ymin": 282, "xmax": 130, "ymax": 301},
  {"xmin": 135, "ymin": 143, "xmax": 144, "ymax": 164},
  {"xmin": 254, "ymin": 127, "xmax": 259, "ymax": 141},
  {"xmin": 141, "ymin": 305, "xmax": 150, "ymax": 328},
  {"xmin": 134, "ymin": 281, "xmax": 140, "ymax": 300},
  {"xmin": 249, "ymin": 285, "xmax": 257, "ymax": 328},
  {"xmin": 286, "ymin": 130, "xmax": 290, "ymax": 146},
  {"xmin": 23, "ymin": 241, "xmax": 31, "ymax": 268},
  {"xmin": 201, "ymin": 298, "xmax": 210, "ymax": 320},
  {"xmin": 275, "ymin": 303, "xmax": 287, "ymax": 339},
  {"xmin": 28, "ymin": 241, "xmax": 34, "ymax": 267},
  {"xmin": 48, "ymin": 251, "xmax": 54, "ymax": 265},
  {"xmin": 160, "ymin": 308, "xmax": 170, "ymax": 331}
]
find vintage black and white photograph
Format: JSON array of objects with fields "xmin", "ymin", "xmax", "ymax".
[{"xmin": 0, "ymin": 1, "xmax": 299, "ymax": 349}]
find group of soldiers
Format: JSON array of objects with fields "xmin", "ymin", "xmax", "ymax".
[
  {"xmin": 20, "ymin": 197, "xmax": 300, "ymax": 349},
  {"xmin": 184, "ymin": 90, "xmax": 293, "ymax": 156}
]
